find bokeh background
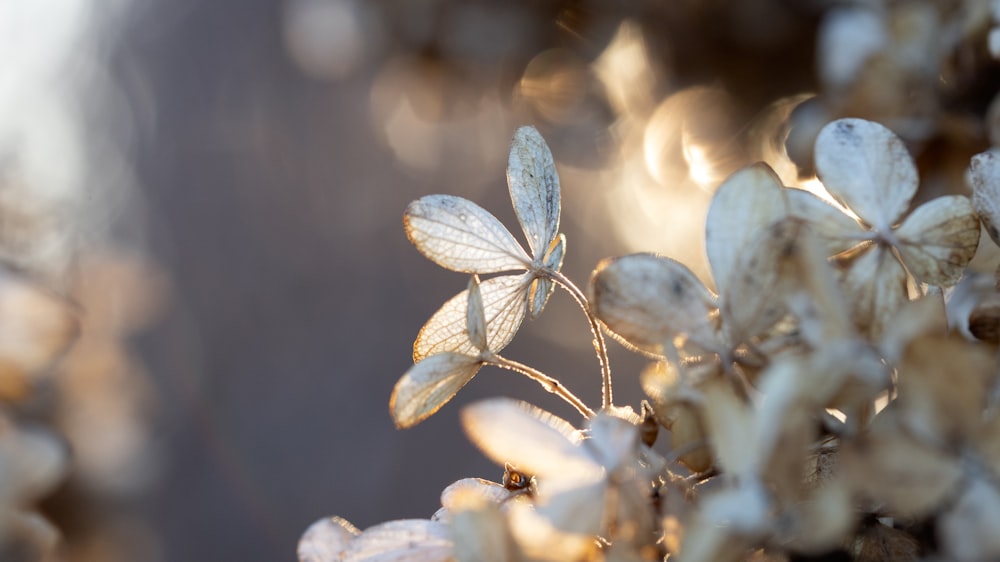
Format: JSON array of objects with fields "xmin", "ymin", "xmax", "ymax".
[{"xmin": 3, "ymin": 0, "xmax": 998, "ymax": 560}]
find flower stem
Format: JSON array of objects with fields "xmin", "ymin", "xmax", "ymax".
[
  {"xmin": 489, "ymin": 354, "xmax": 596, "ymax": 419},
  {"xmin": 546, "ymin": 269, "xmax": 614, "ymax": 410}
]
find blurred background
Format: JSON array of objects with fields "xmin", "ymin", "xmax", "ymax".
[{"xmin": 1, "ymin": 0, "xmax": 997, "ymax": 560}]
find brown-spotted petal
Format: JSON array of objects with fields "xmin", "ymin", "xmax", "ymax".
[
  {"xmin": 705, "ymin": 162, "xmax": 788, "ymax": 296},
  {"xmin": 589, "ymin": 253, "xmax": 719, "ymax": 357},
  {"xmin": 507, "ymin": 126, "xmax": 561, "ymax": 260},
  {"xmin": 895, "ymin": 195, "xmax": 980, "ymax": 287},
  {"xmin": 814, "ymin": 118, "xmax": 918, "ymax": 231}
]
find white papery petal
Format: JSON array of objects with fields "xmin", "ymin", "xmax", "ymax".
[
  {"xmin": 390, "ymin": 353, "xmax": 483, "ymax": 429},
  {"xmin": 440, "ymin": 479, "xmax": 512, "ymax": 514},
  {"xmin": 970, "ymin": 149, "xmax": 1000, "ymax": 245},
  {"xmin": 589, "ymin": 253, "xmax": 719, "ymax": 356},
  {"xmin": 465, "ymin": 276, "xmax": 487, "ymax": 352},
  {"xmin": 705, "ymin": 162, "xmax": 788, "ymax": 296},
  {"xmin": 700, "ymin": 379, "xmax": 758, "ymax": 477},
  {"xmin": 585, "ymin": 413, "xmax": 639, "ymax": 474},
  {"xmin": 895, "ymin": 195, "xmax": 980, "ymax": 286},
  {"xmin": 786, "ymin": 188, "xmax": 865, "ymax": 255},
  {"xmin": 405, "ymin": 195, "xmax": 530, "ymax": 273},
  {"xmin": 842, "ymin": 246, "xmax": 908, "ymax": 339},
  {"xmin": 447, "ymin": 488, "xmax": 518, "ymax": 562},
  {"xmin": 414, "ymin": 275, "xmax": 530, "ymax": 362},
  {"xmin": 507, "ymin": 126, "xmax": 560, "ymax": 259},
  {"xmin": 343, "ymin": 519, "xmax": 453, "ymax": 562},
  {"xmin": 461, "ymin": 398, "xmax": 594, "ymax": 480},
  {"xmin": 298, "ymin": 516, "xmax": 361, "ymax": 562},
  {"xmin": 814, "ymin": 118, "xmax": 918, "ymax": 231},
  {"xmin": 536, "ymin": 479, "xmax": 607, "ymax": 536}
]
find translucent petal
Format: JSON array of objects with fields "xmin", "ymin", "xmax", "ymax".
[
  {"xmin": 969, "ymin": 149, "xmax": 1000, "ymax": 245},
  {"xmin": 507, "ymin": 126, "xmax": 560, "ymax": 259},
  {"xmin": 465, "ymin": 276, "xmax": 487, "ymax": 352},
  {"xmin": 814, "ymin": 118, "xmax": 918, "ymax": 230},
  {"xmin": 536, "ymin": 479, "xmax": 607, "ymax": 536},
  {"xmin": 298, "ymin": 516, "xmax": 360, "ymax": 562},
  {"xmin": 414, "ymin": 275, "xmax": 530, "ymax": 362},
  {"xmin": 529, "ymin": 234, "xmax": 565, "ymax": 320},
  {"xmin": 589, "ymin": 253, "xmax": 719, "ymax": 356},
  {"xmin": 585, "ymin": 413, "xmax": 639, "ymax": 473},
  {"xmin": 405, "ymin": 195, "xmax": 530, "ymax": 273},
  {"xmin": 390, "ymin": 353, "xmax": 483, "ymax": 429},
  {"xmin": 895, "ymin": 195, "xmax": 980, "ymax": 286},
  {"xmin": 786, "ymin": 188, "xmax": 865, "ymax": 256},
  {"xmin": 440, "ymin": 478, "xmax": 512, "ymax": 513},
  {"xmin": 342, "ymin": 519, "xmax": 453, "ymax": 562},
  {"xmin": 705, "ymin": 162, "xmax": 788, "ymax": 296},
  {"xmin": 841, "ymin": 246, "xmax": 908, "ymax": 339},
  {"xmin": 460, "ymin": 398, "xmax": 594, "ymax": 480},
  {"xmin": 447, "ymin": 489, "xmax": 518, "ymax": 562}
]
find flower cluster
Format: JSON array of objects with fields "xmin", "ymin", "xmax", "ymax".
[{"xmin": 302, "ymin": 117, "xmax": 1000, "ymax": 562}]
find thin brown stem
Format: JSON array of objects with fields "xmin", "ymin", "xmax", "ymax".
[
  {"xmin": 489, "ymin": 354, "xmax": 596, "ymax": 419},
  {"xmin": 545, "ymin": 269, "xmax": 614, "ymax": 410}
]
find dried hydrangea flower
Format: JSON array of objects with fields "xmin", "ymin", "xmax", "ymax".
[
  {"xmin": 805, "ymin": 118, "xmax": 980, "ymax": 337},
  {"xmin": 405, "ymin": 126, "xmax": 564, "ymax": 361}
]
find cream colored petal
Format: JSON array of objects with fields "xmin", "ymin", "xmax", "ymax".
[
  {"xmin": 720, "ymin": 219, "xmax": 804, "ymax": 347},
  {"xmin": 390, "ymin": 353, "xmax": 483, "ymax": 429},
  {"xmin": 705, "ymin": 162, "xmax": 788, "ymax": 296},
  {"xmin": 970, "ymin": 149, "xmax": 1000, "ymax": 245},
  {"xmin": 895, "ymin": 195, "xmax": 980, "ymax": 286},
  {"xmin": 507, "ymin": 126, "xmax": 561, "ymax": 259},
  {"xmin": 699, "ymin": 378, "xmax": 758, "ymax": 477},
  {"xmin": 414, "ymin": 275, "xmax": 529, "ymax": 361},
  {"xmin": 842, "ymin": 421, "xmax": 961, "ymax": 517},
  {"xmin": 439, "ymin": 478, "xmax": 512, "ymax": 513},
  {"xmin": 786, "ymin": 188, "xmax": 866, "ymax": 256},
  {"xmin": 0, "ymin": 272, "xmax": 78, "ymax": 380},
  {"xmin": 460, "ymin": 398, "xmax": 594, "ymax": 480},
  {"xmin": 298, "ymin": 516, "xmax": 360, "ymax": 562},
  {"xmin": 814, "ymin": 118, "xmax": 918, "ymax": 230},
  {"xmin": 841, "ymin": 246, "xmax": 908, "ymax": 339},
  {"xmin": 465, "ymin": 276, "xmax": 487, "ymax": 352},
  {"xmin": 342, "ymin": 519, "xmax": 453, "ymax": 562},
  {"xmin": 405, "ymin": 195, "xmax": 531, "ymax": 273},
  {"xmin": 589, "ymin": 253, "xmax": 719, "ymax": 356},
  {"xmin": 529, "ymin": 234, "xmax": 565, "ymax": 320},
  {"xmin": 897, "ymin": 335, "xmax": 992, "ymax": 446},
  {"xmin": 448, "ymin": 489, "xmax": 518, "ymax": 562}
]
